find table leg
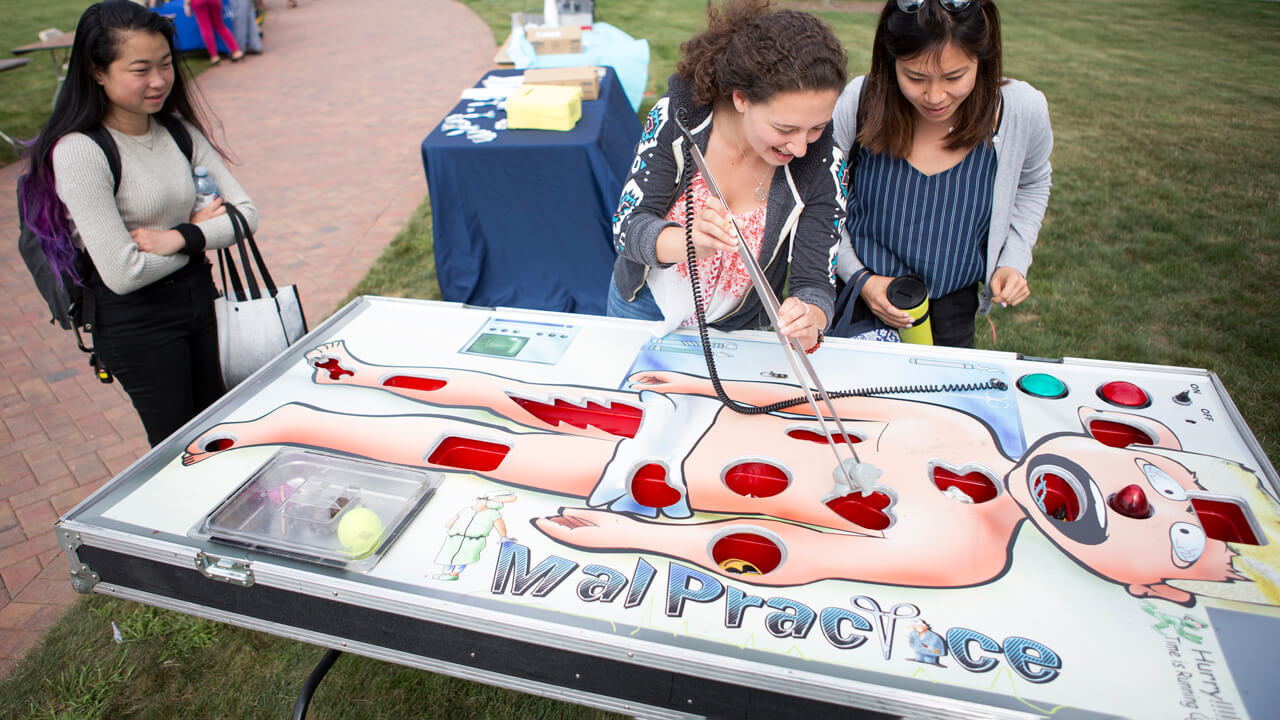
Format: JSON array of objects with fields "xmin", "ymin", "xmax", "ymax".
[
  {"xmin": 46, "ymin": 48, "xmax": 67, "ymax": 109},
  {"xmin": 291, "ymin": 648, "xmax": 343, "ymax": 719}
]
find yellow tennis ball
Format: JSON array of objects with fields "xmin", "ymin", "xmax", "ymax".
[{"xmin": 337, "ymin": 507, "xmax": 383, "ymax": 557}]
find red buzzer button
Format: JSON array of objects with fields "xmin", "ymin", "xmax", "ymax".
[{"xmin": 1097, "ymin": 381, "xmax": 1150, "ymax": 408}]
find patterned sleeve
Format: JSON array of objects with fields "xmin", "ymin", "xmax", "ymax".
[
  {"xmin": 611, "ymin": 96, "xmax": 682, "ymax": 269},
  {"xmin": 833, "ymin": 77, "xmax": 868, "ymax": 283}
]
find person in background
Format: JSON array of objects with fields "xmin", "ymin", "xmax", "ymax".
[
  {"xmin": 19, "ymin": 0, "xmax": 258, "ymax": 445},
  {"xmin": 607, "ymin": 0, "xmax": 848, "ymax": 355},
  {"xmin": 833, "ymin": 0, "xmax": 1052, "ymax": 347},
  {"xmin": 228, "ymin": 0, "xmax": 263, "ymax": 55},
  {"xmin": 185, "ymin": 0, "xmax": 244, "ymax": 65}
]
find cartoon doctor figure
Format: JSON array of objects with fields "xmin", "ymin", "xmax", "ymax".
[
  {"xmin": 433, "ymin": 492, "xmax": 517, "ymax": 581},
  {"xmin": 907, "ymin": 619, "xmax": 947, "ymax": 665}
]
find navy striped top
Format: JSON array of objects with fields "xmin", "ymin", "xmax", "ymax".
[{"xmin": 848, "ymin": 141, "xmax": 997, "ymax": 298}]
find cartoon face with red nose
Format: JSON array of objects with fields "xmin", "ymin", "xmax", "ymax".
[{"xmin": 1007, "ymin": 432, "xmax": 1243, "ymax": 606}]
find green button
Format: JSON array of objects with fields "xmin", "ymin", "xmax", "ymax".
[{"xmin": 1018, "ymin": 373, "xmax": 1068, "ymax": 399}]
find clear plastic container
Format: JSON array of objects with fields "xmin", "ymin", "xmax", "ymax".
[{"xmin": 191, "ymin": 448, "xmax": 441, "ymax": 572}]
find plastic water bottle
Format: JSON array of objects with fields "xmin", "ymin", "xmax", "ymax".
[{"xmin": 193, "ymin": 166, "xmax": 218, "ymax": 211}]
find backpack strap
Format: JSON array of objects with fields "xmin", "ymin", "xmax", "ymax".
[{"xmin": 80, "ymin": 126, "xmax": 122, "ymax": 196}]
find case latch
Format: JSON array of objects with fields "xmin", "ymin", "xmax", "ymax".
[{"xmin": 195, "ymin": 552, "xmax": 254, "ymax": 587}]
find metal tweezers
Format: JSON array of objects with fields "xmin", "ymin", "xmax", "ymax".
[{"xmin": 675, "ymin": 118, "xmax": 872, "ymax": 495}]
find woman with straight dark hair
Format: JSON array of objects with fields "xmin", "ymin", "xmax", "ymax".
[
  {"xmin": 20, "ymin": 0, "xmax": 257, "ymax": 445},
  {"xmin": 608, "ymin": 0, "xmax": 849, "ymax": 354},
  {"xmin": 833, "ymin": 0, "xmax": 1052, "ymax": 347}
]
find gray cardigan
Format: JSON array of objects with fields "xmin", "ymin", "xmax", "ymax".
[
  {"xmin": 832, "ymin": 76, "xmax": 1053, "ymax": 314},
  {"xmin": 610, "ymin": 75, "xmax": 846, "ymax": 331}
]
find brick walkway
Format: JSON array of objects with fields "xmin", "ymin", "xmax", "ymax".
[{"xmin": 0, "ymin": 0, "xmax": 495, "ymax": 678}]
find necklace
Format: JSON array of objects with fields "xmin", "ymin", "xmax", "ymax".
[
  {"xmin": 735, "ymin": 132, "xmax": 770, "ymax": 203},
  {"xmin": 111, "ymin": 123, "xmax": 155, "ymax": 150}
]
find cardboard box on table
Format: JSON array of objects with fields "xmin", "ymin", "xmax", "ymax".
[
  {"xmin": 526, "ymin": 26, "xmax": 582, "ymax": 54},
  {"xmin": 506, "ymin": 85, "xmax": 583, "ymax": 131},
  {"xmin": 523, "ymin": 66, "xmax": 600, "ymax": 101}
]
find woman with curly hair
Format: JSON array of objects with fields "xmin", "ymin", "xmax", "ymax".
[{"xmin": 607, "ymin": 0, "xmax": 848, "ymax": 355}]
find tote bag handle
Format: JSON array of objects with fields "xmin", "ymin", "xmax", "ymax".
[
  {"xmin": 217, "ymin": 213, "xmax": 250, "ymax": 303},
  {"xmin": 219, "ymin": 204, "xmax": 280, "ymax": 301}
]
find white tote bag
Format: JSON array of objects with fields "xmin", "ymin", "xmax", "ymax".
[{"xmin": 215, "ymin": 205, "xmax": 307, "ymax": 388}]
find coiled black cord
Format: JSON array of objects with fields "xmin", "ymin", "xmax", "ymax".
[
  {"xmin": 680, "ymin": 145, "xmax": 764, "ymax": 415},
  {"xmin": 674, "ymin": 116, "xmax": 1005, "ymax": 416}
]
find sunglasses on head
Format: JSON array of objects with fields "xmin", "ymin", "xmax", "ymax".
[{"xmin": 896, "ymin": 0, "xmax": 976, "ymax": 13}]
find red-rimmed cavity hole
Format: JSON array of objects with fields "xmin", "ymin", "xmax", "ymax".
[
  {"xmin": 711, "ymin": 533, "xmax": 782, "ymax": 575},
  {"xmin": 1191, "ymin": 497, "xmax": 1262, "ymax": 545},
  {"xmin": 826, "ymin": 491, "xmax": 893, "ymax": 530},
  {"xmin": 510, "ymin": 397, "xmax": 642, "ymax": 438},
  {"xmin": 724, "ymin": 461, "xmax": 789, "ymax": 498},
  {"xmin": 314, "ymin": 358, "xmax": 353, "ymax": 380},
  {"xmin": 933, "ymin": 467, "xmax": 999, "ymax": 503},
  {"xmin": 203, "ymin": 437, "xmax": 235, "ymax": 452},
  {"xmin": 427, "ymin": 437, "xmax": 509, "ymax": 472},
  {"xmin": 1088, "ymin": 420, "xmax": 1154, "ymax": 449},
  {"xmin": 631, "ymin": 464, "xmax": 681, "ymax": 508},
  {"xmin": 383, "ymin": 375, "xmax": 447, "ymax": 392},
  {"xmin": 786, "ymin": 428, "xmax": 862, "ymax": 445},
  {"xmin": 1034, "ymin": 472, "xmax": 1081, "ymax": 522}
]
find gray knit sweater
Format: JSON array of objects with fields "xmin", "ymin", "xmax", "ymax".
[{"xmin": 52, "ymin": 117, "xmax": 257, "ymax": 295}]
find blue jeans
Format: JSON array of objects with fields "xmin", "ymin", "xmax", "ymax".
[{"xmin": 606, "ymin": 280, "xmax": 664, "ymax": 322}]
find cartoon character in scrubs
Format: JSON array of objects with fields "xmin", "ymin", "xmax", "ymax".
[
  {"xmin": 433, "ymin": 492, "xmax": 516, "ymax": 581},
  {"xmin": 906, "ymin": 619, "xmax": 946, "ymax": 665}
]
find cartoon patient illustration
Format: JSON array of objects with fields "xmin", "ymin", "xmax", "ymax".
[{"xmin": 181, "ymin": 340, "xmax": 1266, "ymax": 606}]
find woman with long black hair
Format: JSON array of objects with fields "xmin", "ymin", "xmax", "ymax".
[{"xmin": 20, "ymin": 0, "xmax": 257, "ymax": 445}]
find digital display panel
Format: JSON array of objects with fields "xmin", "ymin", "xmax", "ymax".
[{"xmin": 465, "ymin": 333, "xmax": 529, "ymax": 358}]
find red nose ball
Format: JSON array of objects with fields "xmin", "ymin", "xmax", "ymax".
[{"xmin": 1108, "ymin": 484, "xmax": 1152, "ymax": 519}]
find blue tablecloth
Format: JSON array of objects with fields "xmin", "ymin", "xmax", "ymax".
[{"xmin": 421, "ymin": 68, "xmax": 641, "ymax": 315}]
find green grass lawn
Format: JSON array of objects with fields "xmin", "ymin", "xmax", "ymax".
[
  {"xmin": 0, "ymin": 0, "xmax": 86, "ymax": 166},
  {"xmin": 0, "ymin": 0, "xmax": 218, "ymax": 167},
  {"xmin": 2, "ymin": 0, "xmax": 1278, "ymax": 718}
]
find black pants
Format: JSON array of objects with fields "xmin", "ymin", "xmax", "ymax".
[
  {"xmin": 929, "ymin": 283, "xmax": 980, "ymax": 348},
  {"xmin": 91, "ymin": 261, "xmax": 226, "ymax": 446}
]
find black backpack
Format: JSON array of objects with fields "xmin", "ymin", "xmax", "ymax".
[{"xmin": 17, "ymin": 115, "xmax": 194, "ymax": 377}]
